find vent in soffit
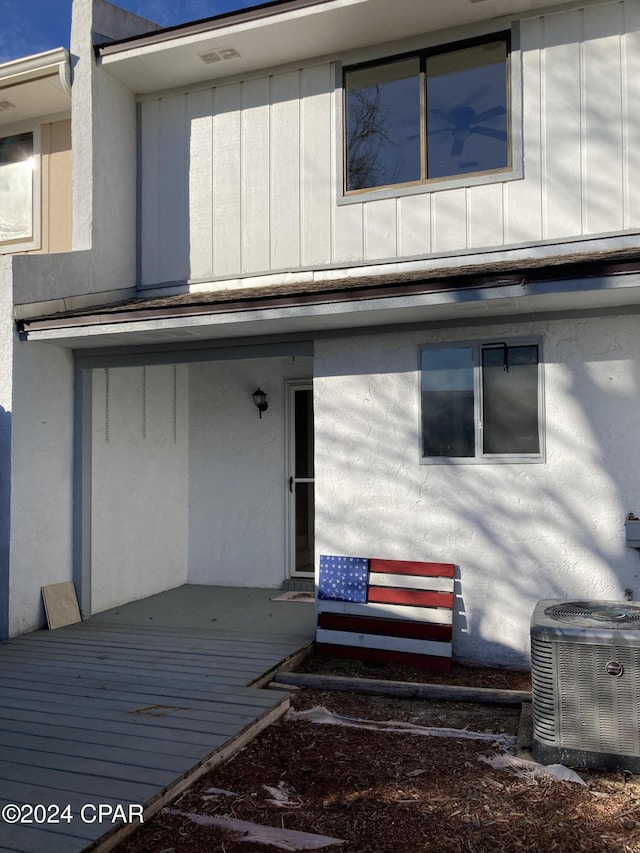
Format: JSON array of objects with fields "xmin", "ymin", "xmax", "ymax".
[
  {"xmin": 199, "ymin": 48, "xmax": 242, "ymax": 64},
  {"xmin": 545, "ymin": 601, "xmax": 640, "ymax": 629}
]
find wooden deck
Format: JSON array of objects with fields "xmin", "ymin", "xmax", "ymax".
[{"xmin": 0, "ymin": 620, "xmax": 311, "ymax": 853}]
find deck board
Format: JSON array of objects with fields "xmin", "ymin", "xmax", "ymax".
[{"xmin": 0, "ymin": 619, "xmax": 311, "ymax": 852}]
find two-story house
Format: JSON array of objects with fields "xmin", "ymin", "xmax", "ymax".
[{"xmin": 4, "ymin": 0, "xmax": 640, "ymax": 667}]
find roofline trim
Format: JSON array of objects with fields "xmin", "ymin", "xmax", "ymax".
[
  {"xmin": 0, "ymin": 48, "xmax": 70, "ymax": 88},
  {"xmin": 18, "ymin": 257, "xmax": 640, "ymax": 336},
  {"xmin": 96, "ymin": 0, "xmax": 340, "ymax": 58}
]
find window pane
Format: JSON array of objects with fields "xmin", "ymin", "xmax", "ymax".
[
  {"xmin": 422, "ymin": 347, "xmax": 475, "ymax": 457},
  {"xmin": 0, "ymin": 133, "xmax": 33, "ymax": 243},
  {"xmin": 426, "ymin": 40, "xmax": 508, "ymax": 179},
  {"xmin": 294, "ymin": 482, "xmax": 314, "ymax": 573},
  {"xmin": 482, "ymin": 345, "xmax": 539, "ymax": 454},
  {"xmin": 345, "ymin": 58, "xmax": 421, "ymax": 191},
  {"xmin": 294, "ymin": 389, "xmax": 314, "ymax": 479}
]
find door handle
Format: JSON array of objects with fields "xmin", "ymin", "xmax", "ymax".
[{"xmin": 289, "ymin": 477, "xmax": 294, "ymax": 493}]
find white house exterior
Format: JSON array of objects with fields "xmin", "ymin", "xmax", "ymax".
[{"xmin": 4, "ymin": 0, "xmax": 640, "ymax": 666}]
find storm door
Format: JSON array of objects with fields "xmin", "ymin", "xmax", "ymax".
[{"xmin": 286, "ymin": 381, "xmax": 314, "ymax": 577}]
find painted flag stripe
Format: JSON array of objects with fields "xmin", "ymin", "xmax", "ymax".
[
  {"xmin": 317, "ymin": 599, "xmax": 453, "ymax": 625},
  {"xmin": 370, "ymin": 559, "xmax": 455, "ymax": 578},
  {"xmin": 316, "ymin": 628, "xmax": 452, "ymax": 658},
  {"xmin": 368, "ymin": 573, "xmax": 454, "ymax": 593},
  {"xmin": 316, "ymin": 643, "xmax": 452, "ymax": 672},
  {"xmin": 367, "ymin": 588, "xmax": 454, "ymax": 608},
  {"xmin": 317, "ymin": 612, "xmax": 452, "ymax": 642}
]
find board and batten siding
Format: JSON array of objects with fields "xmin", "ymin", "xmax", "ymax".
[{"xmin": 139, "ymin": 0, "xmax": 640, "ymax": 287}]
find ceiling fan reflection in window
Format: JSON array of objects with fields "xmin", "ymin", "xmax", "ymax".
[{"xmin": 428, "ymin": 103, "xmax": 507, "ymax": 157}]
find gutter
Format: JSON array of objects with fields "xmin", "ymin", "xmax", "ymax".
[
  {"xmin": 18, "ymin": 254, "xmax": 640, "ymax": 335},
  {"xmin": 0, "ymin": 48, "xmax": 71, "ymax": 93}
]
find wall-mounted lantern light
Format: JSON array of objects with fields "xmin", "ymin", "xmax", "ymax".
[{"xmin": 252, "ymin": 388, "xmax": 268, "ymax": 418}]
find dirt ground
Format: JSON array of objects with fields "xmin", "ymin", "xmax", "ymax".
[{"xmin": 114, "ymin": 659, "xmax": 640, "ymax": 853}]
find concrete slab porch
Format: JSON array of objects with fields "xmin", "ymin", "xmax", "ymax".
[{"xmin": 89, "ymin": 585, "xmax": 316, "ymax": 639}]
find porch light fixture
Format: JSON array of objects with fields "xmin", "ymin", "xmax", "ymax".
[{"xmin": 252, "ymin": 388, "xmax": 268, "ymax": 418}]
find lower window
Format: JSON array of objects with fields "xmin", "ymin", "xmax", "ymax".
[
  {"xmin": 0, "ymin": 132, "xmax": 33, "ymax": 245},
  {"xmin": 420, "ymin": 340, "xmax": 542, "ymax": 462}
]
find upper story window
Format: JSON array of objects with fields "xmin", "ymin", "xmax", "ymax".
[
  {"xmin": 420, "ymin": 340, "xmax": 543, "ymax": 464},
  {"xmin": 0, "ymin": 132, "xmax": 33, "ymax": 245},
  {"xmin": 344, "ymin": 36, "xmax": 510, "ymax": 194}
]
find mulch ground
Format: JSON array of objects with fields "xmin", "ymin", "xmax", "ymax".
[{"xmin": 114, "ymin": 658, "xmax": 640, "ymax": 853}]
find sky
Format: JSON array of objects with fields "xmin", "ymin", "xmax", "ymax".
[{"xmin": 0, "ymin": 0, "xmax": 253, "ymax": 64}]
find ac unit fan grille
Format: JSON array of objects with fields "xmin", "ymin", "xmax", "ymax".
[{"xmin": 545, "ymin": 601, "xmax": 640, "ymax": 629}]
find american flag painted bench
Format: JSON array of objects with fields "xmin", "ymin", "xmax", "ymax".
[{"xmin": 316, "ymin": 555, "xmax": 455, "ymax": 671}]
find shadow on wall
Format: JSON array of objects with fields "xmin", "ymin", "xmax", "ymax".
[
  {"xmin": 313, "ymin": 323, "xmax": 640, "ymax": 666},
  {"xmin": 0, "ymin": 406, "xmax": 11, "ymax": 640}
]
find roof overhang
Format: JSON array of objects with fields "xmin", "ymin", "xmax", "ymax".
[
  {"xmin": 19, "ymin": 264, "xmax": 640, "ymax": 351},
  {"xmin": 0, "ymin": 49, "xmax": 71, "ymax": 127},
  {"xmin": 97, "ymin": 0, "xmax": 564, "ymax": 94}
]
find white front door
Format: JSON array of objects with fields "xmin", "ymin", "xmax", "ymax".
[{"xmin": 286, "ymin": 381, "xmax": 314, "ymax": 577}]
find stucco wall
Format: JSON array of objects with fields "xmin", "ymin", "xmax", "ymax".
[
  {"xmin": 313, "ymin": 313, "xmax": 640, "ymax": 667},
  {"xmin": 0, "ymin": 260, "xmax": 13, "ymax": 638},
  {"xmin": 8, "ymin": 339, "xmax": 74, "ymax": 636},
  {"xmin": 188, "ymin": 357, "xmax": 312, "ymax": 587},
  {"xmin": 90, "ymin": 364, "xmax": 189, "ymax": 613},
  {"xmin": 11, "ymin": 0, "xmax": 155, "ymax": 310}
]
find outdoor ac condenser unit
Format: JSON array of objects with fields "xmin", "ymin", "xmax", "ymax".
[{"xmin": 531, "ymin": 598, "xmax": 640, "ymax": 773}]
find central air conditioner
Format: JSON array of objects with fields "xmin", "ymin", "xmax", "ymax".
[{"xmin": 531, "ymin": 598, "xmax": 640, "ymax": 773}]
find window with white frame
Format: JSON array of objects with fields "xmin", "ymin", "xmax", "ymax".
[
  {"xmin": 343, "ymin": 35, "xmax": 510, "ymax": 193},
  {"xmin": 420, "ymin": 340, "xmax": 542, "ymax": 462},
  {"xmin": 0, "ymin": 132, "xmax": 34, "ymax": 245}
]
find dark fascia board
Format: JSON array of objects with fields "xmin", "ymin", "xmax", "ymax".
[
  {"xmin": 96, "ymin": 0, "xmax": 338, "ymax": 57},
  {"xmin": 17, "ymin": 252, "xmax": 640, "ymax": 334}
]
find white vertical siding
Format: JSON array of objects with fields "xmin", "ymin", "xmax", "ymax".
[
  {"xmin": 187, "ymin": 89, "xmax": 214, "ymax": 280},
  {"xmin": 140, "ymin": 0, "xmax": 640, "ymax": 287},
  {"xmin": 397, "ymin": 194, "xmax": 431, "ymax": 257},
  {"xmin": 158, "ymin": 95, "xmax": 189, "ymax": 282},
  {"xmin": 140, "ymin": 98, "xmax": 161, "ymax": 286},
  {"xmin": 270, "ymin": 71, "xmax": 302, "ymax": 269},
  {"xmin": 333, "ymin": 201, "xmax": 364, "ymax": 262},
  {"xmin": 505, "ymin": 16, "xmax": 543, "ymax": 244},
  {"xmin": 432, "ymin": 188, "xmax": 467, "ymax": 254},
  {"xmin": 213, "ymin": 83, "xmax": 242, "ymax": 276},
  {"xmin": 300, "ymin": 64, "xmax": 333, "ymax": 267},
  {"xmin": 467, "ymin": 184, "xmax": 504, "ymax": 248},
  {"xmin": 241, "ymin": 78, "xmax": 271, "ymax": 273},
  {"xmin": 583, "ymin": 4, "xmax": 625, "ymax": 234},
  {"xmin": 364, "ymin": 199, "xmax": 397, "ymax": 260},
  {"xmin": 623, "ymin": 0, "xmax": 640, "ymax": 227},
  {"xmin": 541, "ymin": 11, "xmax": 583, "ymax": 238},
  {"xmin": 91, "ymin": 365, "xmax": 189, "ymax": 615}
]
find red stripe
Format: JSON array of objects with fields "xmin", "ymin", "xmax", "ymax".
[
  {"xmin": 368, "ymin": 588, "xmax": 454, "ymax": 608},
  {"xmin": 317, "ymin": 612, "xmax": 452, "ymax": 643},
  {"xmin": 370, "ymin": 559, "xmax": 455, "ymax": 578},
  {"xmin": 315, "ymin": 643, "xmax": 452, "ymax": 672}
]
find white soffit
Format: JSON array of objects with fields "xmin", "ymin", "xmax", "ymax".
[
  {"xmin": 0, "ymin": 49, "xmax": 71, "ymax": 127},
  {"xmin": 98, "ymin": 0, "xmax": 557, "ymax": 94}
]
